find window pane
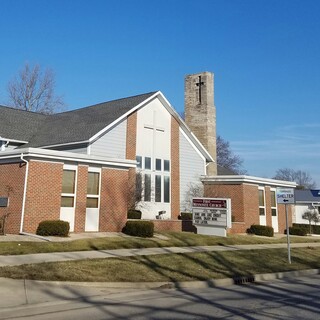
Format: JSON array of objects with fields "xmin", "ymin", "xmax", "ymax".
[
  {"xmin": 164, "ymin": 176, "xmax": 170, "ymax": 203},
  {"xmin": 259, "ymin": 190, "xmax": 265, "ymax": 206},
  {"xmin": 259, "ymin": 208, "xmax": 265, "ymax": 216},
  {"xmin": 271, "ymin": 191, "xmax": 276, "ymax": 207},
  {"xmin": 61, "ymin": 196, "xmax": 74, "ymax": 207},
  {"xmin": 272, "ymin": 208, "xmax": 277, "ymax": 216},
  {"xmin": 144, "ymin": 174, "xmax": 151, "ymax": 202},
  {"xmin": 87, "ymin": 172, "xmax": 99, "ymax": 195},
  {"xmin": 136, "ymin": 156, "xmax": 142, "ymax": 169},
  {"xmin": 156, "ymin": 159, "xmax": 161, "ymax": 171},
  {"xmin": 155, "ymin": 175, "xmax": 161, "ymax": 202},
  {"xmin": 164, "ymin": 160, "xmax": 170, "ymax": 172},
  {"xmin": 62, "ymin": 170, "xmax": 75, "ymax": 194},
  {"xmin": 145, "ymin": 157, "xmax": 151, "ymax": 170},
  {"xmin": 135, "ymin": 173, "xmax": 142, "ymax": 202},
  {"xmin": 86, "ymin": 197, "xmax": 99, "ymax": 208}
]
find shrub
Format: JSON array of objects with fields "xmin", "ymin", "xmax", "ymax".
[
  {"xmin": 293, "ymin": 223, "xmax": 320, "ymax": 235},
  {"xmin": 127, "ymin": 209, "xmax": 142, "ymax": 219},
  {"xmin": 286, "ymin": 226, "xmax": 307, "ymax": 236},
  {"xmin": 122, "ymin": 221, "xmax": 154, "ymax": 238},
  {"xmin": 180, "ymin": 212, "xmax": 193, "ymax": 220},
  {"xmin": 247, "ymin": 224, "xmax": 274, "ymax": 237},
  {"xmin": 36, "ymin": 220, "xmax": 70, "ymax": 237}
]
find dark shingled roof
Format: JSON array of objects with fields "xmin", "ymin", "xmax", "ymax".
[
  {"xmin": 0, "ymin": 106, "xmax": 47, "ymax": 141},
  {"xmin": 0, "ymin": 92, "xmax": 156, "ymax": 147},
  {"xmin": 295, "ymin": 189, "xmax": 320, "ymax": 202}
]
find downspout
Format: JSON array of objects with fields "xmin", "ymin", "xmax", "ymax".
[{"xmin": 20, "ymin": 153, "xmax": 29, "ymax": 233}]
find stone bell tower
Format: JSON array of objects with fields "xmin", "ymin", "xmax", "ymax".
[{"xmin": 184, "ymin": 71, "xmax": 217, "ymax": 175}]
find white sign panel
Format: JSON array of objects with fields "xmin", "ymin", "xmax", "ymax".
[
  {"xmin": 276, "ymin": 188, "xmax": 295, "ymax": 204},
  {"xmin": 192, "ymin": 198, "xmax": 231, "ymax": 229}
]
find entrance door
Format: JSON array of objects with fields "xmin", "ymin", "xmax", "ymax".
[
  {"xmin": 271, "ymin": 189, "xmax": 278, "ymax": 232},
  {"xmin": 85, "ymin": 169, "xmax": 100, "ymax": 232},
  {"xmin": 259, "ymin": 188, "xmax": 267, "ymax": 226},
  {"xmin": 60, "ymin": 166, "xmax": 77, "ymax": 232}
]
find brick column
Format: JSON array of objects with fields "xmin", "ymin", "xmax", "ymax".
[
  {"xmin": 171, "ymin": 117, "xmax": 180, "ymax": 219},
  {"xmin": 74, "ymin": 165, "xmax": 88, "ymax": 232}
]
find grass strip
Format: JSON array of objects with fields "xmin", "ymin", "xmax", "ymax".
[
  {"xmin": 1, "ymin": 232, "xmax": 320, "ymax": 256},
  {"xmin": 0, "ymin": 247, "xmax": 319, "ymax": 282}
]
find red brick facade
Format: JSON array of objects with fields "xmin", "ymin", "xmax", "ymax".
[
  {"xmin": 171, "ymin": 116, "xmax": 180, "ymax": 219},
  {"xmin": 23, "ymin": 161, "xmax": 63, "ymax": 233},
  {"xmin": 0, "ymin": 163, "xmax": 26, "ymax": 234},
  {"xmin": 204, "ymin": 182, "xmax": 293, "ymax": 234}
]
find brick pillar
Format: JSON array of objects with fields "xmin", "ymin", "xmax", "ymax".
[
  {"xmin": 171, "ymin": 117, "xmax": 180, "ymax": 219},
  {"xmin": 74, "ymin": 165, "xmax": 88, "ymax": 232}
]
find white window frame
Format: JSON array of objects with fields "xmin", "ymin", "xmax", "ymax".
[
  {"xmin": 258, "ymin": 186, "xmax": 266, "ymax": 216},
  {"xmin": 86, "ymin": 167, "xmax": 101, "ymax": 209},
  {"xmin": 61, "ymin": 164, "xmax": 78, "ymax": 208},
  {"xmin": 270, "ymin": 188, "xmax": 277, "ymax": 217}
]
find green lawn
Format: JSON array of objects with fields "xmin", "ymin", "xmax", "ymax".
[
  {"xmin": 1, "ymin": 247, "xmax": 319, "ymax": 282},
  {"xmin": 0, "ymin": 232, "xmax": 320, "ymax": 255}
]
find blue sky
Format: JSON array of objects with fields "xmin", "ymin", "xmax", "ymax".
[{"xmin": 0, "ymin": 0, "xmax": 319, "ymax": 187}]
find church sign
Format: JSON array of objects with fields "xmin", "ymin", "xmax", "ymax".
[{"xmin": 192, "ymin": 198, "xmax": 232, "ymax": 237}]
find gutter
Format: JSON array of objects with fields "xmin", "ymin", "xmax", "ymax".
[{"xmin": 19, "ymin": 154, "xmax": 29, "ymax": 233}]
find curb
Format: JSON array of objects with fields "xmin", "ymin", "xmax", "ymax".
[{"xmin": 24, "ymin": 268, "xmax": 320, "ymax": 290}]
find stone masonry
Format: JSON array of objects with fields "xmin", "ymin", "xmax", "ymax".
[{"xmin": 184, "ymin": 72, "xmax": 217, "ymax": 175}]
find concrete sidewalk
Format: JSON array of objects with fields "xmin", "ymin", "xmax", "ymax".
[{"xmin": 1, "ymin": 242, "xmax": 320, "ymax": 267}]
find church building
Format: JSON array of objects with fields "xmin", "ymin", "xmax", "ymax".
[{"xmin": 0, "ymin": 71, "xmax": 295, "ymax": 235}]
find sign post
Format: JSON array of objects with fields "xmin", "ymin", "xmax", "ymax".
[{"xmin": 277, "ymin": 188, "xmax": 295, "ymax": 264}]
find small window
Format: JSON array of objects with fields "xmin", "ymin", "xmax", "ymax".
[
  {"xmin": 136, "ymin": 156, "xmax": 142, "ymax": 169},
  {"xmin": 156, "ymin": 159, "xmax": 161, "ymax": 171},
  {"xmin": 155, "ymin": 175, "xmax": 161, "ymax": 202},
  {"xmin": 164, "ymin": 176, "xmax": 170, "ymax": 203},
  {"xmin": 86, "ymin": 198, "xmax": 99, "ymax": 208},
  {"xmin": 145, "ymin": 157, "xmax": 151, "ymax": 170},
  {"xmin": 144, "ymin": 174, "xmax": 151, "ymax": 201},
  {"xmin": 87, "ymin": 172, "xmax": 99, "ymax": 195},
  {"xmin": 259, "ymin": 190, "xmax": 265, "ymax": 206},
  {"xmin": 164, "ymin": 160, "xmax": 170, "ymax": 172},
  {"xmin": 271, "ymin": 208, "xmax": 277, "ymax": 216},
  {"xmin": 259, "ymin": 208, "xmax": 265, "ymax": 216},
  {"xmin": 61, "ymin": 196, "xmax": 74, "ymax": 208},
  {"xmin": 62, "ymin": 170, "xmax": 76, "ymax": 194}
]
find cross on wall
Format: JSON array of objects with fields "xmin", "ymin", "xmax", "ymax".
[{"xmin": 195, "ymin": 76, "xmax": 205, "ymax": 104}]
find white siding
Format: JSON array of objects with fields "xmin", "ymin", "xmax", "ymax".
[
  {"xmin": 53, "ymin": 145, "xmax": 88, "ymax": 154},
  {"xmin": 294, "ymin": 204, "xmax": 320, "ymax": 225},
  {"xmin": 90, "ymin": 118, "xmax": 127, "ymax": 158},
  {"xmin": 135, "ymin": 98, "xmax": 172, "ymax": 219},
  {"xmin": 179, "ymin": 128, "xmax": 206, "ymax": 212}
]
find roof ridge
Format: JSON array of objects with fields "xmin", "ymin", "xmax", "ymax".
[{"xmin": 55, "ymin": 91, "xmax": 158, "ymax": 115}]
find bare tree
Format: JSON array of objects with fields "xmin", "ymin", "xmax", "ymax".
[
  {"xmin": 302, "ymin": 209, "xmax": 319, "ymax": 234},
  {"xmin": 217, "ymin": 135, "xmax": 247, "ymax": 174},
  {"xmin": 7, "ymin": 63, "xmax": 65, "ymax": 114},
  {"xmin": 273, "ymin": 168, "xmax": 316, "ymax": 189}
]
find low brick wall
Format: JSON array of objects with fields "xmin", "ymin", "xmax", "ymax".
[
  {"xmin": 228, "ymin": 222, "xmax": 247, "ymax": 234},
  {"xmin": 151, "ymin": 219, "xmax": 197, "ymax": 233}
]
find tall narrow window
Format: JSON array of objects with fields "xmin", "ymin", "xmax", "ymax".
[
  {"xmin": 155, "ymin": 175, "xmax": 161, "ymax": 202},
  {"xmin": 61, "ymin": 169, "xmax": 76, "ymax": 207},
  {"xmin": 145, "ymin": 157, "xmax": 151, "ymax": 170},
  {"xmin": 136, "ymin": 156, "xmax": 142, "ymax": 169},
  {"xmin": 164, "ymin": 160, "xmax": 170, "ymax": 172},
  {"xmin": 144, "ymin": 174, "xmax": 151, "ymax": 202},
  {"xmin": 164, "ymin": 176, "xmax": 170, "ymax": 203},
  {"xmin": 155, "ymin": 159, "xmax": 161, "ymax": 171},
  {"xmin": 259, "ymin": 188, "xmax": 265, "ymax": 216},
  {"xmin": 86, "ymin": 172, "xmax": 100, "ymax": 208}
]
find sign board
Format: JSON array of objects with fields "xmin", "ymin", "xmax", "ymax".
[
  {"xmin": 0, "ymin": 197, "xmax": 8, "ymax": 207},
  {"xmin": 276, "ymin": 188, "xmax": 295, "ymax": 204},
  {"xmin": 192, "ymin": 198, "xmax": 231, "ymax": 237}
]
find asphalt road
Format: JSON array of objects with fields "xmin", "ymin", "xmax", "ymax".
[{"xmin": 1, "ymin": 275, "xmax": 319, "ymax": 319}]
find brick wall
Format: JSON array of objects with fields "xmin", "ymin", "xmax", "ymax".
[
  {"xmin": 74, "ymin": 165, "xmax": 88, "ymax": 232},
  {"xmin": 23, "ymin": 161, "xmax": 63, "ymax": 233},
  {"xmin": 99, "ymin": 168, "xmax": 129, "ymax": 232},
  {"xmin": 152, "ymin": 219, "xmax": 183, "ymax": 232},
  {"xmin": 171, "ymin": 116, "xmax": 180, "ymax": 219},
  {"xmin": 0, "ymin": 162, "xmax": 26, "ymax": 234},
  {"xmin": 126, "ymin": 112, "xmax": 137, "ymax": 160},
  {"xmin": 204, "ymin": 182, "xmax": 292, "ymax": 234}
]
